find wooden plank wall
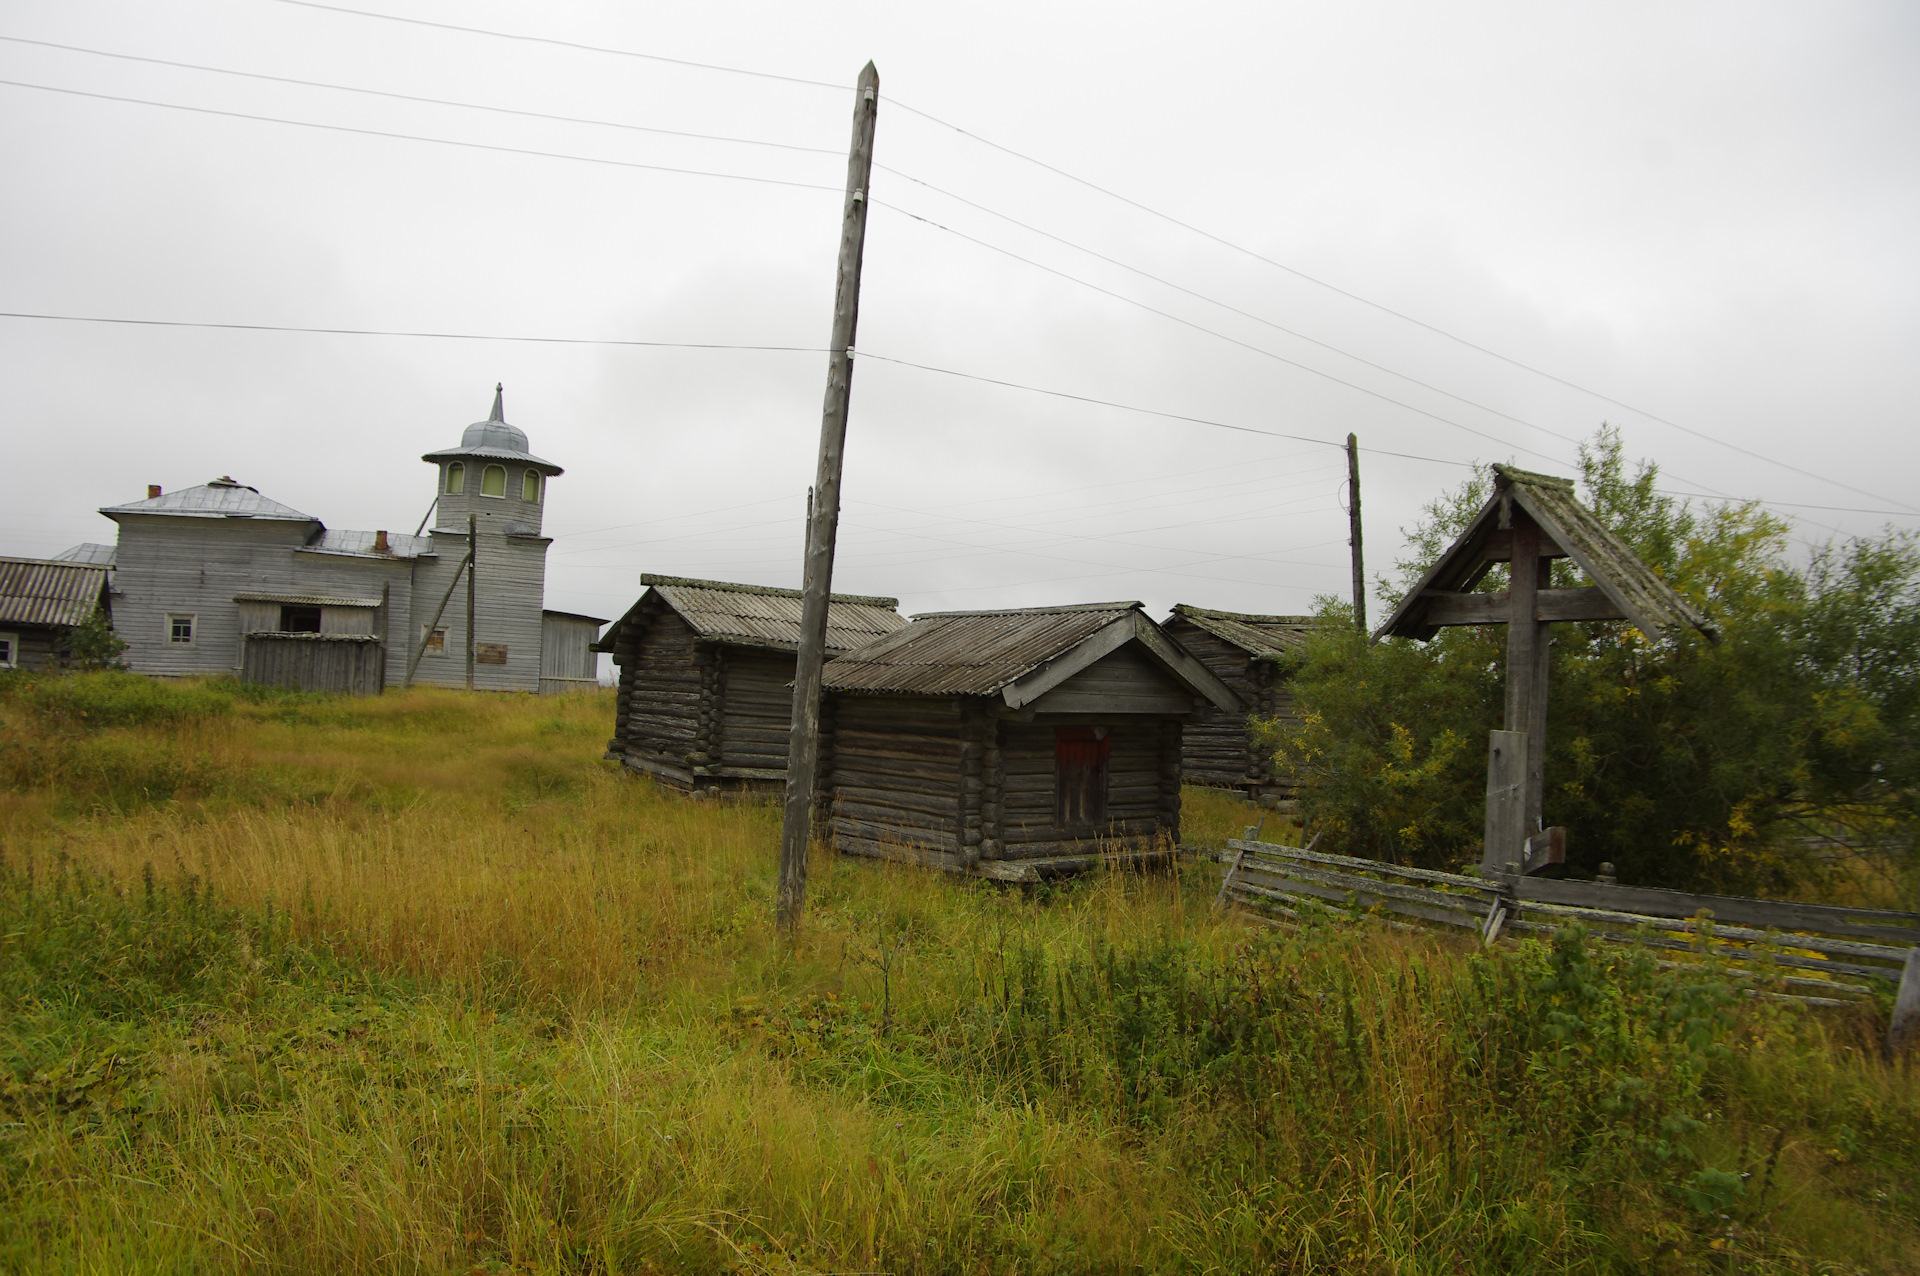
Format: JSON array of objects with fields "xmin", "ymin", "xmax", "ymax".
[
  {"xmin": 829, "ymin": 695, "xmax": 963, "ymax": 867},
  {"xmin": 242, "ymin": 635, "xmax": 385, "ymax": 695},
  {"xmin": 407, "ymin": 528, "xmax": 546, "ymax": 692}
]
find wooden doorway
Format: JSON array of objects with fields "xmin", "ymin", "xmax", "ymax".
[{"xmin": 1054, "ymin": 726, "xmax": 1110, "ymax": 830}]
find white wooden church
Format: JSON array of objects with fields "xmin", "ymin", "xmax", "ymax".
[{"xmin": 57, "ymin": 386, "xmax": 603, "ymax": 693}]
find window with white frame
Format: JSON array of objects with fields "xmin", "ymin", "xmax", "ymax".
[
  {"xmin": 421, "ymin": 626, "xmax": 447, "ymax": 657},
  {"xmin": 168, "ymin": 614, "xmax": 196, "ymax": 644},
  {"xmin": 0, "ymin": 632, "xmax": 16, "ymax": 669}
]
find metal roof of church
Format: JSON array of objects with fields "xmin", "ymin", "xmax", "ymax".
[{"xmin": 100, "ymin": 478, "xmax": 317, "ymax": 522}]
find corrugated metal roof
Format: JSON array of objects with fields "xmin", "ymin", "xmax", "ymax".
[
  {"xmin": 52, "ymin": 542, "xmax": 117, "ymax": 566},
  {"xmin": 300, "ymin": 529, "xmax": 436, "ymax": 559},
  {"xmin": 0, "ymin": 557, "xmax": 111, "ymax": 627},
  {"xmin": 1169, "ymin": 605, "xmax": 1324, "ymax": 661},
  {"xmin": 596, "ymin": 575, "xmax": 905, "ymax": 654},
  {"xmin": 824, "ymin": 603, "xmax": 1140, "ymax": 696},
  {"xmin": 101, "ymin": 478, "xmax": 316, "ymax": 522},
  {"xmin": 542, "ymin": 609, "xmax": 610, "ymax": 626},
  {"xmin": 1377, "ymin": 465, "xmax": 1717, "ymax": 642},
  {"xmin": 233, "ymin": 591, "xmax": 383, "ymax": 608}
]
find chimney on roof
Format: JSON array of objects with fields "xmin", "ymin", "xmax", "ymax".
[
  {"xmin": 374, "ymin": 529, "xmax": 390, "ymax": 554},
  {"xmin": 147, "ymin": 484, "xmax": 162, "ymax": 499}
]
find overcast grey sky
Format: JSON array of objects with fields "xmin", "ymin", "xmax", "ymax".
[{"xmin": 3, "ymin": 0, "xmax": 1916, "ymax": 627}]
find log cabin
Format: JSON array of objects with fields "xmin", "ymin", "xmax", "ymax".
[
  {"xmin": 819, "ymin": 601, "xmax": 1240, "ymax": 880},
  {"xmin": 1161, "ymin": 605, "xmax": 1323, "ymax": 802},
  {"xmin": 595, "ymin": 575, "xmax": 905, "ymax": 793}
]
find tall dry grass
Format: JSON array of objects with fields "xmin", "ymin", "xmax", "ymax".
[{"xmin": 1, "ymin": 676, "xmax": 1917, "ymax": 1274}]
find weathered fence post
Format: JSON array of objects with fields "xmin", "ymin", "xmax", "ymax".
[
  {"xmin": 1891, "ymin": 947, "xmax": 1920, "ymax": 1055},
  {"xmin": 1482, "ymin": 729, "xmax": 1526, "ymax": 874}
]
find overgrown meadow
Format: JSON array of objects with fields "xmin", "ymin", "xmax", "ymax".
[{"xmin": 1, "ymin": 673, "xmax": 1915, "ymax": 1273}]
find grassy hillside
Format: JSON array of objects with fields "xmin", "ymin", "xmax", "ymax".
[{"xmin": 0, "ymin": 674, "xmax": 1915, "ymax": 1274}]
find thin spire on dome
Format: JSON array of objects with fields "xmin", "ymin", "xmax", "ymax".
[{"xmin": 489, "ymin": 383, "xmax": 505, "ymax": 422}]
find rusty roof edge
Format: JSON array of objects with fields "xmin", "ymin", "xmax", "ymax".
[{"xmin": 640, "ymin": 573, "xmax": 900, "ymax": 609}]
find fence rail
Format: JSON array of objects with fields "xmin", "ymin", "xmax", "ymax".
[{"xmin": 1213, "ymin": 838, "xmax": 1920, "ymax": 1037}]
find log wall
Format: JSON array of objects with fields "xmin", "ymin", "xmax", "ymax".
[
  {"xmin": 718, "ymin": 649, "xmax": 798, "ymax": 775},
  {"xmin": 1163, "ymin": 618, "xmax": 1306, "ymax": 797},
  {"xmin": 606, "ymin": 608, "xmax": 702, "ymax": 789},
  {"xmin": 827, "ymin": 695, "xmax": 963, "ymax": 868}
]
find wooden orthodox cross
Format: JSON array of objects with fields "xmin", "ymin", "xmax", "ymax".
[{"xmin": 1375, "ymin": 466, "xmax": 1717, "ymax": 876}]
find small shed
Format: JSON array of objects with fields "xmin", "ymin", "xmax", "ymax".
[
  {"xmin": 1162, "ymin": 605, "xmax": 1322, "ymax": 801},
  {"xmin": 595, "ymin": 575, "xmax": 906, "ymax": 792},
  {"xmin": 539, "ymin": 610, "xmax": 607, "ymax": 694},
  {"xmin": 0, "ymin": 556, "xmax": 113, "ymax": 672},
  {"xmin": 820, "ymin": 602, "xmax": 1241, "ymax": 880}
]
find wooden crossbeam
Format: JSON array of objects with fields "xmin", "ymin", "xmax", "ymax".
[{"xmin": 1421, "ymin": 586, "xmax": 1628, "ymax": 627}]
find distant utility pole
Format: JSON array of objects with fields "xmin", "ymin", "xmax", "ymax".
[
  {"xmin": 778, "ymin": 61, "xmax": 880, "ymax": 933},
  {"xmin": 1347, "ymin": 433, "xmax": 1366, "ymax": 632},
  {"xmin": 466, "ymin": 512, "xmax": 477, "ymax": 691}
]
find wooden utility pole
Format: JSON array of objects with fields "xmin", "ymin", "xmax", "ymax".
[
  {"xmin": 1346, "ymin": 433, "xmax": 1365, "ymax": 632},
  {"xmin": 778, "ymin": 61, "xmax": 880, "ymax": 932},
  {"xmin": 465, "ymin": 512, "xmax": 477, "ymax": 691}
]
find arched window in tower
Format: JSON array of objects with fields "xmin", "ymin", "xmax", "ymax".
[
  {"xmin": 445, "ymin": 462, "xmax": 465, "ymax": 495},
  {"xmin": 522, "ymin": 470, "xmax": 541, "ymax": 502},
  {"xmin": 481, "ymin": 464, "xmax": 507, "ymax": 497}
]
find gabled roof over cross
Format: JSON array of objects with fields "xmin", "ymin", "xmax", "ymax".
[{"xmin": 1375, "ymin": 464, "xmax": 1716, "ymax": 643}]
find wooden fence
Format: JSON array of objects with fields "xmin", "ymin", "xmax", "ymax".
[
  {"xmin": 1211, "ymin": 836, "xmax": 1920, "ymax": 1045},
  {"xmin": 242, "ymin": 632, "xmax": 386, "ymax": 696}
]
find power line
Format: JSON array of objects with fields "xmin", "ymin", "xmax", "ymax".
[
  {"xmin": 882, "ymin": 103, "xmax": 1920, "ymax": 516},
  {"xmin": 5, "ymin": 309, "xmax": 1905, "ymax": 526},
  {"xmin": 246, "ymin": 0, "xmax": 1919, "ymax": 514},
  {"xmin": 0, "ymin": 34, "xmax": 844, "ymax": 158},
  {"xmin": 879, "ymin": 165, "xmax": 1592, "ymax": 457},
  {"xmin": 268, "ymin": 0, "xmax": 846, "ymax": 92},
  {"xmin": 0, "ymin": 78, "xmax": 841, "ymax": 194},
  {"xmin": 853, "ymin": 351, "xmax": 1472, "ymax": 466},
  {"xmin": 0, "ymin": 309, "xmax": 825, "ymax": 351},
  {"xmin": 872, "ymin": 202, "xmax": 1576, "ymax": 470}
]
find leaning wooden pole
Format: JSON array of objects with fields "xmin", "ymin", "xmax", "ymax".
[
  {"xmin": 777, "ymin": 61, "xmax": 879, "ymax": 933},
  {"xmin": 465, "ymin": 512, "xmax": 477, "ymax": 691},
  {"xmin": 1346, "ymin": 433, "xmax": 1365, "ymax": 632}
]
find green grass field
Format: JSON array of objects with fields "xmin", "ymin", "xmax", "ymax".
[{"xmin": 1, "ymin": 673, "xmax": 1915, "ymax": 1273}]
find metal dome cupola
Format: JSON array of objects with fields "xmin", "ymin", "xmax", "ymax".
[
  {"xmin": 423, "ymin": 385, "xmax": 563, "ymax": 538},
  {"xmin": 421, "ymin": 384, "xmax": 564, "ymax": 475}
]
